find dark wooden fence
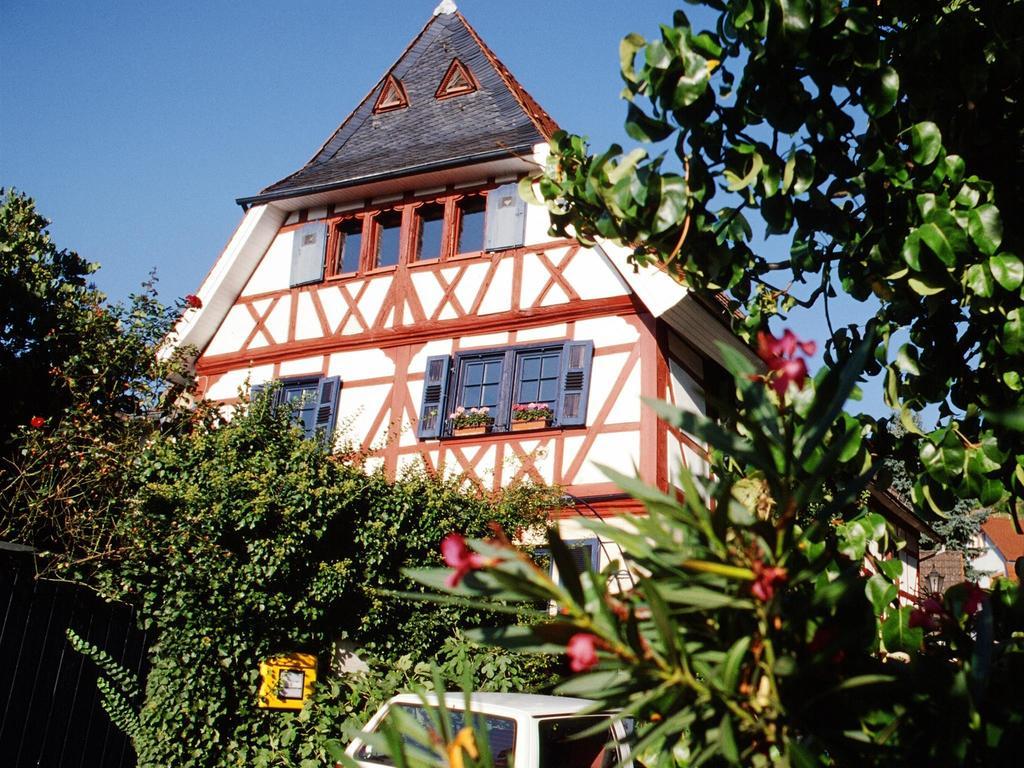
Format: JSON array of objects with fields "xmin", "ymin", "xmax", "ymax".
[{"xmin": 0, "ymin": 546, "xmax": 147, "ymax": 768}]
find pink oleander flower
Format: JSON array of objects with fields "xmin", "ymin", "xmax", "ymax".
[
  {"xmin": 962, "ymin": 581, "xmax": 985, "ymax": 615},
  {"xmin": 185, "ymin": 294, "xmax": 203, "ymax": 309},
  {"xmin": 566, "ymin": 633, "xmax": 600, "ymax": 672},
  {"xmin": 441, "ymin": 533, "xmax": 489, "ymax": 588},
  {"xmin": 908, "ymin": 596, "xmax": 945, "ymax": 631},
  {"xmin": 756, "ymin": 329, "xmax": 817, "ymax": 396},
  {"xmin": 30, "ymin": 416, "xmax": 45, "ymax": 428},
  {"xmin": 750, "ymin": 559, "xmax": 788, "ymax": 602}
]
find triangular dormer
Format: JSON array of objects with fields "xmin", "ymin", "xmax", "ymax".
[
  {"xmin": 373, "ymin": 74, "xmax": 409, "ymax": 113},
  {"xmin": 240, "ymin": 6, "xmax": 558, "ymax": 207},
  {"xmin": 436, "ymin": 58, "xmax": 477, "ymax": 99}
]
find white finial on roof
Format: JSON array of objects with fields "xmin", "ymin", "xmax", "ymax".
[{"xmin": 433, "ymin": 0, "xmax": 457, "ymax": 15}]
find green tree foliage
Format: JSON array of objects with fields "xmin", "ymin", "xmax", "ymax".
[
  {"xmin": 528, "ymin": 0, "xmax": 1024, "ymax": 521},
  {"xmin": 0, "ymin": 188, "xmax": 106, "ymax": 446},
  {"xmin": 98, "ymin": 395, "xmax": 555, "ymax": 767},
  {"xmin": 409, "ymin": 350, "xmax": 1024, "ymax": 766}
]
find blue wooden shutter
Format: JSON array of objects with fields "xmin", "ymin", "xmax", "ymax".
[
  {"xmin": 290, "ymin": 222, "xmax": 327, "ymax": 287},
  {"xmin": 417, "ymin": 355, "xmax": 451, "ymax": 439},
  {"xmin": 483, "ymin": 183, "xmax": 526, "ymax": 252},
  {"xmin": 313, "ymin": 376, "xmax": 341, "ymax": 444},
  {"xmin": 558, "ymin": 340, "xmax": 594, "ymax": 426}
]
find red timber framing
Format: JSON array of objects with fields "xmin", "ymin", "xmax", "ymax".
[{"xmin": 195, "ymin": 239, "xmax": 628, "ymax": 376}]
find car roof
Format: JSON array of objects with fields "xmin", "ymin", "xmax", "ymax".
[{"xmin": 386, "ymin": 692, "xmax": 607, "ymax": 717}]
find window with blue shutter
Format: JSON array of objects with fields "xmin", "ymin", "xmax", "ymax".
[
  {"xmin": 484, "ymin": 183, "xmax": 527, "ymax": 252},
  {"xmin": 290, "ymin": 222, "xmax": 327, "ymax": 287},
  {"xmin": 416, "ymin": 340, "xmax": 595, "ymax": 439},
  {"xmin": 416, "ymin": 356, "xmax": 451, "ymax": 439},
  {"xmin": 534, "ymin": 539, "xmax": 599, "ymax": 587},
  {"xmin": 250, "ymin": 375, "xmax": 341, "ymax": 444},
  {"xmin": 558, "ymin": 341, "xmax": 594, "ymax": 427}
]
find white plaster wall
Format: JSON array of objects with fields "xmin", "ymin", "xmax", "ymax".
[
  {"xmin": 326, "ymin": 348, "xmax": 396, "ymax": 381},
  {"xmin": 971, "ymin": 533, "xmax": 1008, "ymax": 586},
  {"xmin": 568, "ymin": 431, "xmax": 642, "ymax": 485},
  {"xmin": 242, "ymin": 230, "xmax": 294, "ymax": 297},
  {"xmin": 410, "ymin": 271, "xmax": 447, "ymax": 317},
  {"xmin": 563, "ymin": 249, "xmax": 631, "ymax": 300},
  {"xmin": 278, "ymin": 356, "xmax": 324, "ymax": 378},
  {"xmin": 575, "ymin": 315, "xmax": 640, "ymax": 345},
  {"xmin": 294, "ymin": 292, "xmax": 324, "ymax": 340},
  {"xmin": 516, "ymin": 324, "xmax": 567, "ymax": 343},
  {"xmin": 478, "ymin": 258, "xmax": 514, "ymax": 315},
  {"xmin": 204, "ymin": 305, "xmax": 257, "ymax": 356},
  {"xmin": 453, "ymin": 262, "xmax": 491, "ymax": 313},
  {"xmin": 205, "ymin": 364, "xmax": 275, "ymax": 401}
]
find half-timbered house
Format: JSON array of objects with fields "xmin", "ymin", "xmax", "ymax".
[{"xmin": 172, "ymin": 2, "xmax": 928, "ymax": 592}]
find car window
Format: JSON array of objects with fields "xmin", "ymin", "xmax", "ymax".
[
  {"xmin": 538, "ymin": 716, "xmax": 618, "ymax": 768},
  {"xmin": 354, "ymin": 704, "xmax": 516, "ymax": 766}
]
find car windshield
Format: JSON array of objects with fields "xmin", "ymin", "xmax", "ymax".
[
  {"xmin": 353, "ymin": 704, "xmax": 516, "ymax": 767},
  {"xmin": 538, "ymin": 716, "xmax": 624, "ymax": 768}
]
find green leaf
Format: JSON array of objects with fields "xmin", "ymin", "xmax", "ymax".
[
  {"xmin": 990, "ymin": 253, "xmax": 1023, "ymax": 291},
  {"xmin": 866, "ymin": 572, "xmax": 898, "ymax": 614},
  {"xmin": 721, "ymin": 636, "xmax": 751, "ymax": 692},
  {"xmin": 625, "ymin": 103, "xmax": 674, "ymax": 143},
  {"xmin": 881, "ymin": 606, "xmax": 923, "ymax": 653},
  {"xmin": 1004, "ymin": 308, "xmax": 1024, "ymax": 354},
  {"xmin": 778, "ymin": 0, "xmax": 812, "ymax": 37},
  {"xmin": 863, "ymin": 65, "xmax": 899, "ymax": 117},
  {"xmin": 653, "ymin": 176, "xmax": 688, "ymax": 234},
  {"xmin": 908, "ymin": 276, "xmax": 946, "ymax": 296},
  {"xmin": 725, "ymin": 150, "xmax": 763, "ymax": 192},
  {"xmin": 619, "ymin": 33, "xmax": 645, "ymax": 84},
  {"xmin": 910, "ymin": 121, "xmax": 943, "ymax": 166},
  {"xmin": 964, "ymin": 263, "xmax": 994, "ymax": 298},
  {"xmin": 968, "ymin": 204, "xmax": 1003, "ymax": 256},
  {"xmin": 917, "ymin": 218, "xmax": 965, "ymax": 266}
]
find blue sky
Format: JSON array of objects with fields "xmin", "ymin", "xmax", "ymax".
[{"xmin": 2, "ymin": 0, "xmax": 888, "ymax": 414}]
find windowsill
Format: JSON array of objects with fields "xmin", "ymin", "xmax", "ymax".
[{"xmin": 433, "ymin": 424, "xmax": 583, "ymax": 441}]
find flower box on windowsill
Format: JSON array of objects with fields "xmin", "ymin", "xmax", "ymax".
[
  {"xmin": 510, "ymin": 419, "xmax": 552, "ymax": 432},
  {"xmin": 451, "ymin": 425, "xmax": 492, "ymax": 437}
]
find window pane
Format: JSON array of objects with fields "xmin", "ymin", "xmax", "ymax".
[
  {"xmin": 355, "ymin": 706, "xmax": 515, "ymax": 767},
  {"xmin": 414, "ymin": 203, "xmax": 445, "ymax": 261},
  {"xmin": 375, "ymin": 210, "xmax": 402, "ymax": 268},
  {"xmin": 282, "ymin": 381, "xmax": 319, "ymax": 437},
  {"xmin": 541, "ymin": 355, "xmax": 560, "ymax": 378},
  {"xmin": 516, "ymin": 351, "xmax": 560, "ymax": 409},
  {"xmin": 520, "ymin": 380, "xmax": 539, "ymax": 402},
  {"xmin": 456, "ymin": 195, "xmax": 486, "ymax": 254},
  {"xmin": 337, "ymin": 220, "xmax": 362, "ymax": 273},
  {"xmin": 483, "ymin": 360, "xmax": 503, "ymax": 384},
  {"xmin": 460, "ymin": 356, "xmax": 503, "ymax": 409},
  {"xmin": 522, "ymin": 356, "xmax": 541, "ymax": 380},
  {"xmin": 539, "ymin": 378, "xmax": 558, "ymax": 402},
  {"xmin": 481, "ymin": 383, "xmax": 500, "ymax": 406},
  {"xmin": 539, "ymin": 717, "xmax": 612, "ymax": 768}
]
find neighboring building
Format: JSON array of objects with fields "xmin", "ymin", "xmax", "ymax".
[
  {"xmin": 971, "ymin": 516, "xmax": 1024, "ymax": 585},
  {"xmin": 171, "ymin": 3, "xmax": 926, "ymax": 590}
]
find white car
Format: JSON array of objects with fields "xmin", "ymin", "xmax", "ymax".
[{"xmin": 345, "ymin": 692, "xmax": 635, "ymax": 768}]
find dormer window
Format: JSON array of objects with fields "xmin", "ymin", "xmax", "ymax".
[
  {"xmin": 373, "ymin": 74, "xmax": 409, "ymax": 113},
  {"xmin": 436, "ymin": 59, "xmax": 477, "ymax": 99}
]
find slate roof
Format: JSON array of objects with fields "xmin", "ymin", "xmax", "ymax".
[{"xmin": 240, "ymin": 9, "xmax": 558, "ymax": 207}]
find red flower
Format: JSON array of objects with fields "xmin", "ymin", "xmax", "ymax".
[
  {"xmin": 756, "ymin": 330, "xmax": 817, "ymax": 396},
  {"xmin": 185, "ymin": 294, "xmax": 203, "ymax": 309},
  {"xmin": 30, "ymin": 416, "xmax": 45, "ymax": 428},
  {"xmin": 441, "ymin": 533, "xmax": 489, "ymax": 588},
  {"xmin": 908, "ymin": 596, "xmax": 945, "ymax": 631},
  {"xmin": 960, "ymin": 581, "xmax": 985, "ymax": 616},
  {"xmin": 566, "ymin": 633, "xmax": 600, "ymax": 672},
  {"xmin": 751, "ymin": 560, "xmax": 788, "ymax": 602}
]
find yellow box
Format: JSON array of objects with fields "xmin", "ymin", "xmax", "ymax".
[{"xmin": 258, "ymin": 653, "xmax": 317, "ymax": 709}]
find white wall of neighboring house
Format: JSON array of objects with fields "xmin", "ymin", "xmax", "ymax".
[{"xmin": 970, "ymin": 532, "xmax": 1008, "ymax": 588}]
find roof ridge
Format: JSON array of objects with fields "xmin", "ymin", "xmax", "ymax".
[{"xmin": 454, "ymin": 11, "xmax": 559, "ymax": 139}]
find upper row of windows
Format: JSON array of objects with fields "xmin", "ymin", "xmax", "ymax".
[{"xmin": 288, "ymin": 182, "xmax": 527, "ymax": 288}]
